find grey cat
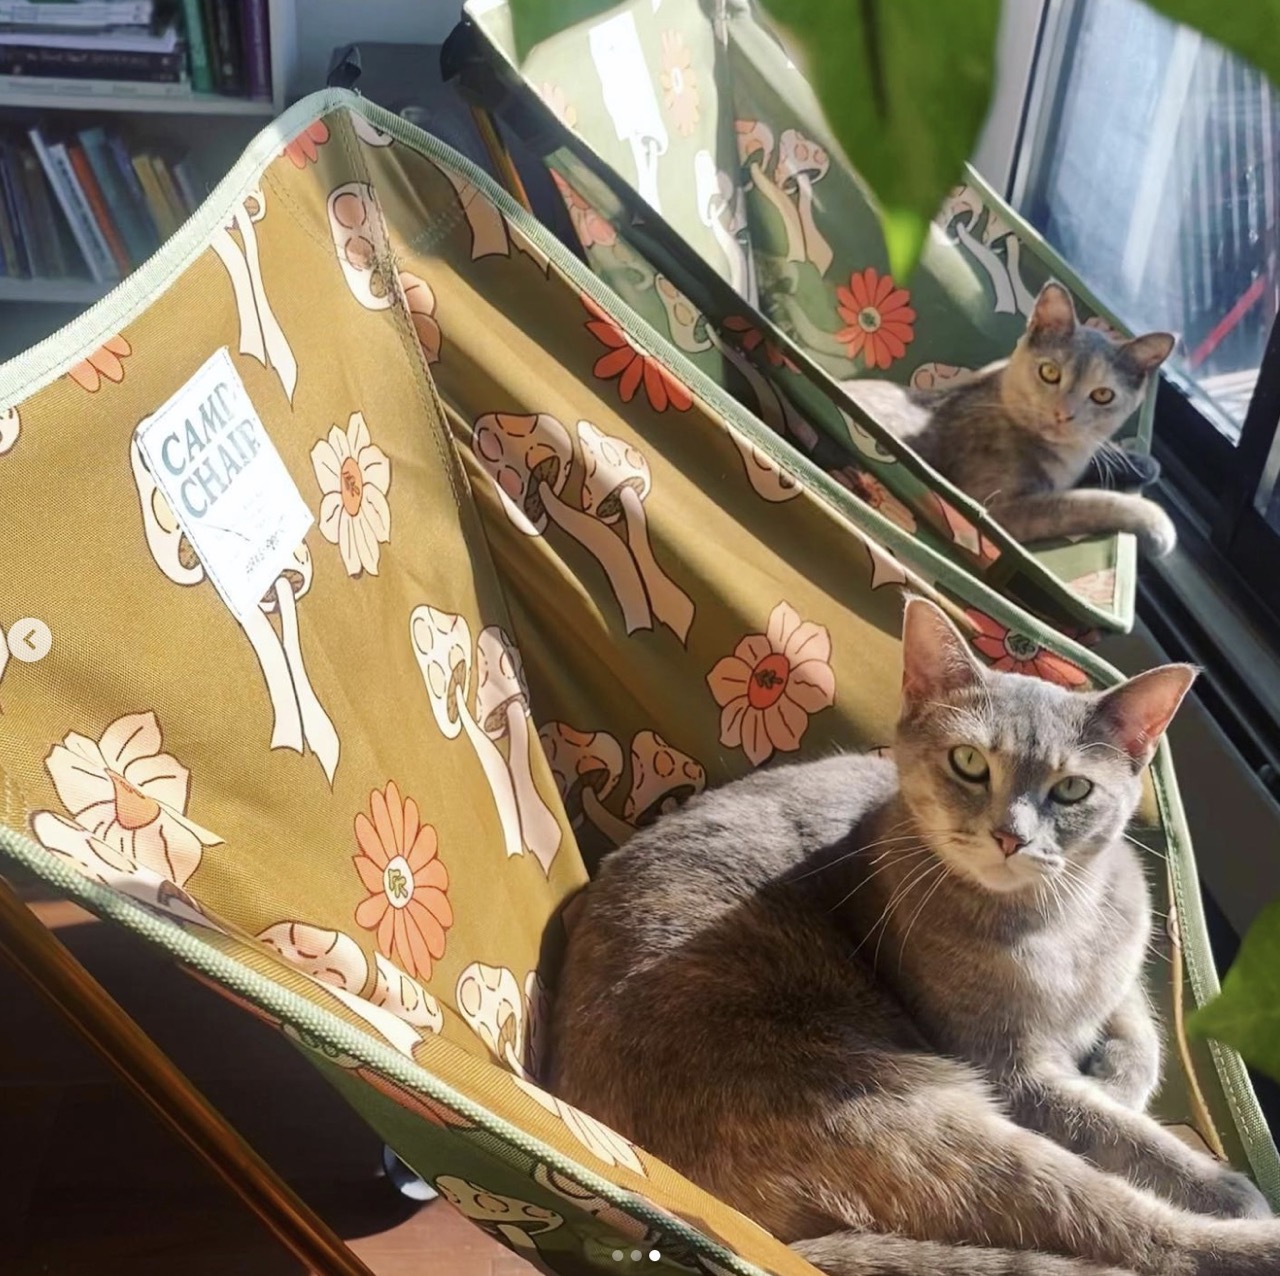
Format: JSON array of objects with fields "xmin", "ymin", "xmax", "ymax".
[
  {"xmin": 842, "ymin": 283, "xmax": 1177, "ymax": 557},
  {"xmin": 551, "ymin": 597, "xmax": 1280, "ymax": 1275}
]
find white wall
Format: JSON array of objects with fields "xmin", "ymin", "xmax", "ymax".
[
  {"xmin": 288, "ymin": 0, "xmax": 461, "ymax": 98},
  {"xmin": 972, "ymin": 0, "xmax": 1050, "ymax": 194}
]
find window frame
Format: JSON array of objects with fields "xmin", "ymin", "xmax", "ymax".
[{"xmin": 1000, "ymin": 0, "xmax": 1280, "ymax": 634}]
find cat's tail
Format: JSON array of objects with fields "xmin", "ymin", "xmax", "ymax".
[
  {"xmin": 794, "ymin": 1231, "xmax": 1134, "ymax": 1275},
  {"xmin": 990, "ymin": 491, "xmax": 1176, "ymax": 558}
]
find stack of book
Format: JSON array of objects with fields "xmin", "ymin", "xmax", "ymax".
[
  {"xmin": 0, "ymin": 123, "xmax": 201, "ymax": 284},
  {"xmin": 0, "ymin": 0, "xmax": 272, "ymax": 101}
]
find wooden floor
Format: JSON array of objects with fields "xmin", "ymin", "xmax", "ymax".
[{"xmin": 0, "ymin": 888, "xmax": 534, "ymax": 1275}]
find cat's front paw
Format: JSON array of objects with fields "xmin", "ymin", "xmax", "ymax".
[
  {"xmin": 1135, "ymin": 502, "xmax": 1177, "ymax": 557},
  {"xmin": 1184, "ymin": 1166, "xmax": 1272, "ymax": 1220}
]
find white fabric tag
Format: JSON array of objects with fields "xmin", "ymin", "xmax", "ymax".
[
  {"xmin": 134, "ymin": 348, "xmax": 313, "ymax": 622},
  {"xmin": 589, "ymin": 11, "xmax": 667, "ymax": 146}
]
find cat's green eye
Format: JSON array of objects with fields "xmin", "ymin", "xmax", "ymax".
[
  {"xmin": 1090, "ymin": 387, "xmax": 1115, "ymax": 405},
  {"xmin": 1038, "ymin": 361, "xmax": 1061, "ymax": 384},
  {"xmin": 1050, "ymin": 775, "xmax": 1094, "ymax": 804},
  {"xmin": 949, "ymin": 745, "xmax": 989, "ymax": 783}
]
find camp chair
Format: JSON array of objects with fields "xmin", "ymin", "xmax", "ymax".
[
  {"xmin": 0, "ymin": 90, "xmax": 1274, "ymax": 1276},
  {"xmin": 447, "ymin": 0, "xmax": 1161, "ymax": 642}
]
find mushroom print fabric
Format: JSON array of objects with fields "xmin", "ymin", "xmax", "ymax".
[
  {"xmin": 468, "ymin": 0, "xmax": 1161, "ymax": 639},
  {"xmin": 0, "ymin": 93, "xmax": 1262, "ymax": 1276}
]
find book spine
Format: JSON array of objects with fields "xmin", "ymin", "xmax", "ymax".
[
  {"xmin": 132, "ymin": 154, "xmax": 177, "ymax": 238},
  {"xmin": 106, "ymin": 132, "xmax": 158, "ymax": 248},
  {"xmin": 51, "ymin": 142, "xmax": 117, "ymax": 279},
  {"xmin": 19, "ymin": 147, "xmax": 67, "ymax": 276},
  {"xmin": 239, "ymin": 0, "xmax": 270, "ymax": 101},
  {"xmin": 179, "ymin": 0, "xmax": 213, "ymax": 92},
  {"xmin": 208, "ymin": 0, "xmax": 242, "ymax": 94},
  {"xmin": 67, "ymin": 141, "xmax": 130, "ymax": 274},
  {"xmin": 150, "ymin": 156, "xmax": 188, "ymax": 225},
  {"xmin": 0, "ymin": 3, "xmax": 154, "ymax": 24},
  {"xmin": 80, "ymin": 129, "xmax": 149, "ymax": 266},
  {"xmin": 171, "ymin": 158, "xmax": 202, "ymax": 212},
  {"xmin": 0, "ymin": 46, "xmax": 184, "ymax": 81},
  {"xmin": 28, "ymin": 129, "xmax": 104, "ymax": 281},
  {"xmin": 0, "ymin": 170, "xmax": 18, "ymax": 277},
  {"xmin": 0, "ymin": 147, "xmax": 31, "ymax": 275}
]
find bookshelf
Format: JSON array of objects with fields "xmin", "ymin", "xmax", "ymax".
[{"xmin": 0, "ymin": 0, "xmax": 296, "ymax": 352}]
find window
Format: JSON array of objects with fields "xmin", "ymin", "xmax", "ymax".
[{"xmin": 1013, "ymin": 0, "xmax": 1280, "ymax": 620}]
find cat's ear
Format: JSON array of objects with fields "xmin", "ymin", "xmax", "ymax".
[
  {"xmin": 1089, "ymin": 664, "xmax": 1197, "ymax": 765},
  {"xmin": 1028, "ymin": 281, "xmax": 1077, "ymax": 339},
  {"xmin": 1123, "ymin": 331, "xmax": 1176, "ymax": 372},
  {"xmin": 901, "ymin": 596, "xmax": 984, "ymax": 704}
]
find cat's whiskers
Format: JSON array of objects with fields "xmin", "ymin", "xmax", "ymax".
[
  {"xmin": 897, "ymin": 859, "xmax": 953, "ymax": 975},
  {"xmin": 825, "ymin": 846, "xmax": 934, "ymax": 913},
  {"xmin": 1121, "ymin": 830, "xmax": 1167, "ymax": 863},
  {"xmin": 870, "ymin": 859, "xmax": 950, "ymax": 972}
]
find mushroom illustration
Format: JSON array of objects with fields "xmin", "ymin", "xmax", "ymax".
[
  {"xmin": 729, "ymin": 433, "xmax": 802, "ymax": 502},
  {"xmin": 430, "ymin": 157, "xmax": 512, "ymax": 260},
  {"xmin": 577, "ymin": 728, "xmax": 706, "ymax": 848},
  {"xmin": 589, "ymin": 25, "xmax": 668, "ymax": 212},
  {"xmin": 537, "ymin": 722, "xmax": 624, "ymax": 830},
  {"xmin": 654, "ymin": 274, "xmax": 711, "ymax": 354},
  {"xmin": 707, "ymin": 327, "xmax": 818, "ymax": 453},
  {"xmin": 257, "ymin": 921, "xmax": 368, "ymax": 992},
  {"xmin": 938, "ymin": 185, "xmax": 1019, "ymax": 315},
  {"xmin": 350, "ymin": 113, "xmax": 393, "ymax": 147},
  {"xmin": 991, "ymin": 221, "xmax": 1038, "ymax": 316},
  {"xmin": 409, "ymin": 604, "xmax": 522, "ymax": 861},
  {"xmin": 209, "ymin": 187, "xmax": 297, "ymax": 402},
  {"xmin": 0, "ymin": 404, "xmax": 18, "ymax": 455},
  {"xmin": 128, "ymin": 437, "xmax": 338, "ymax": 781},
  {"xmin": 455, "ymin": 961, "xmax": 526, "ymax": 1073},
  {"xmin": 471, "ymin": 412, "xmax": 650, "ymax": 635},
  {"xmin": 327, "ymin": 181, "xmax": 394, "ymax": 310},
  {"xmin": 776, "ymin": 129, "xmax": 833, "ymax": 274},
  {"xmin": 735, "ymin": 118, "xmax": 804, "ymax": 262},
  {"xmin": 910, "ymin": 362, "xmax": 974, "ymax": 392},
  {"xmin": 531, "ymin": 1163, "xmax": 650, "ymax": 1249},
  {"xmin": 694, "ymin": 150, "xmax": 752, "ymax": 298},
  {"xmin": 523, "ymin": 970, "xmax": 551, "ymax": 1081},
  {"xmin": 506, "ymin": 215, "xmax": 552, "ymax": 275},
  {"xmin": 398, "ymin": 271, "xmax": 441, "ymax": 365},
  {"xmin": 512, "ymin": 1075, "xmax": 647, "ymax": 1173},
  {"xmin": 434, "ymin": 1176, "xmax": 562, "ymax": 1256},
  {"xmin": 865, "ymin": 540, "xmax": 910, "ymax": 591},
  {"xmin": 255, "ymin": 920, "xmax": 431, "ymax": 1056},
  {"xmin": 259, "ymin": 543, "xmax": 341, "ymax": 784},
  {"xmin": 372, "ymin": 951, "xmax": 444, "ymax": 1034},
  {"xmin": 475, "ymin": 625, "xmax": 562, "ymax": 875},
  {"xmin": 577, "ymin": 421, "xmax": 694, "ymax": 644},
  {"xmin": 624, "ymin": 730, "xmax": 707, "ymax": 826},
  {"xmin": 836, "ymin": 407, "xmax": 898, "ymax": 465}
]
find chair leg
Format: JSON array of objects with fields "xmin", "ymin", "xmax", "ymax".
[
  {"xmin": 0, "ymin": 874, "xmax": 377, "ymax": 1276},
  {"xmin": 467, "ymin": 102, "xmax": 536, "ymax": 214}
]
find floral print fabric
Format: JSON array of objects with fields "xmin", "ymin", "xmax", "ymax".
[{"xmin": 0, "ymin": 91, "xmax": 1240, "ymax": 1276}]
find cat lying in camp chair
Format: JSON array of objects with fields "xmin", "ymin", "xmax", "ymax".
[
  {"xmin": 449, "ymin": 0, "xmax": 1176, "ymax": 642},
  {"xmin": 0, "ymin": 91, "xmax": 1273, "ymax": 1276}
]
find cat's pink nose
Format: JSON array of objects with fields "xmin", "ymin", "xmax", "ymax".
[
  {"xmin": 1055, "ymin": 410, "xmax": 1074, "ymax": 424},
  {"xmin": 992, "ymin": 829, "xmax": 1025, "ymax": 858}
]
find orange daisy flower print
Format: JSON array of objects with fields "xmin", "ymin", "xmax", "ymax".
[
  {"xmin": 659, "ymin": 31, "xmax": 700, "ymax": 137},
  {"xmin": 353, "ymin": 782, "xmax": 452, "ymax": 982},
  {"xmin": 836, "ymin": 268, "xmax": 916, "ymax": 370},
  {"xmin": 832, "ymin": 467, "xmax": 917, "ymax": 533},
  {"xmin": 965, "ymin": 609, "xmax": 1088, "ymax": 687},
  {"xmin": 707, "ymin": 601, "xmax": 836, "ymax": 766},
  {"xmin": 67, "ymin": 335, "xmax": 131, "ymax": 392},
  {"xmin": 283, "ymin": 119, "xmax": 329, "ymax": 168},
  {"xmin": 583, "ymin": 294, "xmax": 693, "ymax": 412},
  {"xmin": 721, "ymin": 315, "xmax": 798, "ymax": 372}
]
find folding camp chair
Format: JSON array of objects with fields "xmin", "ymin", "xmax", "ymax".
[
  {"xmin": 0, "ymin": 89, "xmax": 1274, "ymax": 1276},
  {"xmin": 448, "ymin": 0, "xmax": 1167, "ymax": 641}
]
